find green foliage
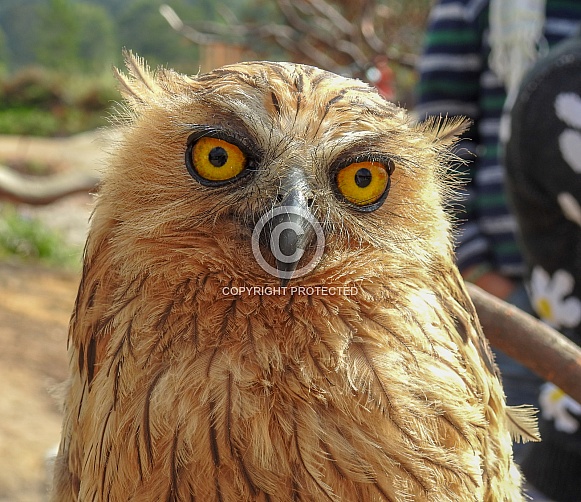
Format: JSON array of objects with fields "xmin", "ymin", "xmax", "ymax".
[
  {"xmin": 0, "ymin": 108, "xmax": 60, "ymax": 137},
  {"xmin": 117, "ymin": 0, "xmax": 198, "ymax": 71},
  {"xmin": 0, "ymin": 67, "xmax": 117, "ymax": 136},
  {"xmin": 0, "ymin": 27, "xmax": 8, "ymax": 77},
  {"xmin": 0, "ymin": 0, "xmax": 431, "ymax": 134},
  {"xmin": 36, "ymin": 0, "xmax": 81, "ymax": 72},
  {"xmin": 1, "ymin": 67, "xmax": 61, "ymax": 107},
  {"xmin": 0, "ymin": 204, "xmax": 80, "ymax": 267},
  {"xmin": 0, "ymin": 0, "xmax": 269, "ymax": 75},
  {"xmin": 0, "ymin": 0, "xmax": 222, "ymax": 75},
  {"xmin": 32, "ymin": 0, "xmax": 119, "ymax": 73},
  {"xmin": 76, "ymin": 2, "xmax": 118, "ymax": 73},
  {"xmin": 0, "ymin": 1, "xmax": 43, "ymax": 70},
  {"xmin": 0, "ymin": 0, "xmax": 119, "ymax": 74}
]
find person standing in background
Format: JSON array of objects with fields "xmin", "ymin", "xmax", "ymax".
[
  {"xmin": 504, "ymin": 31, "xmax": 581, "ymax": 502},
  {"xmin": 414, "ymin": 0, "xmax": 581, "ymax": 468}
]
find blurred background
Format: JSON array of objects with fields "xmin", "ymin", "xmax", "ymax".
[{"xmin": 0, "ymin": 1, "xmax": 430, "ymax": 501}]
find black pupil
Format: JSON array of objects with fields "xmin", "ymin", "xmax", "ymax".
[
  {"xmin": 354, "ymin": 168, "xmax": 372, "ymax": 188},
  {"xmin": 209, "ymin": 146, "xmax": 228, "ymax": 167}
]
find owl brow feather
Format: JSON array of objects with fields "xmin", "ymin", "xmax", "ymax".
[
  {"xmin": 308, "ymin": 71, "xmax": 331, "ymax": 90},
  {"xmin": 294, "ymin": 72, "xmax": 304, "ymax": 93},
  {"xmin": 312, "ymin": 91, "xmax": 347, "ymax": 138},
  {"xmin": 270, "ymin": 91, "xmax": 281, "ymax": 116},
  {"xmin": 294, "ymin": 94, "xmax": 302, "ymax": 126},
  {"xmin": 260, "ymin": 64, "xmax": 291, "ymax": 88},
  {"xmin": 195, "ymin": 69, "xmax": 254, "ymax": 89},
  {"xmin": 261, "ymin": 130, "xmax": 293, "ymax": 171},
  {"xmin": 289, "ymin": 71, "xmax": 304, "ymax": 126}
]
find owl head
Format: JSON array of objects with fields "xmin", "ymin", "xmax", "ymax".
[{"xmin": 95, "ymin": 52, "xmax": 466, "ymax": 289}]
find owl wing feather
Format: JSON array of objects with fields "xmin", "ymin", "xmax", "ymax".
[{"xmin": 446, "ymin": 272, "xmax": 540, "ymax": 444}]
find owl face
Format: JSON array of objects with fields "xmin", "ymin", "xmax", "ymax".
[{"xmin": 103, "ymin": 56, "xmax": 462, "ymax": 286}]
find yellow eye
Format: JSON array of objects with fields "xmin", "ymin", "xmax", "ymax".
[
  {"xmin": 189, "ymin": 137, "xmax": 247, "ymax": 183},
  {"xmin": 335, "ymin": 160, "xmax": 391, "ymax": 208}
]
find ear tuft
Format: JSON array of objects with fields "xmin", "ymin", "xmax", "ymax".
[
  {"xmin": 113, "ymin": 49, "xmax": 159, "ymax": 106},
  {"xmin": 417, "ymin": 115, "xmax": 472, "ymax": 147}
]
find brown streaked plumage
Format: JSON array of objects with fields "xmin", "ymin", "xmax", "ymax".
[{"xmin": 52, "ymin": 51, "xmax": 538, "ymax": 502}]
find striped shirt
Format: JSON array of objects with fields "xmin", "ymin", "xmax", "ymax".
[{"xmin": 415, "ymin": 0, "xmax": 581, "ymax": 277}]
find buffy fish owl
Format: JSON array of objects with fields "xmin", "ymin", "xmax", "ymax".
[{"xmin": 52, "ymin": 52, "xmax": 538, "ymax": 502}]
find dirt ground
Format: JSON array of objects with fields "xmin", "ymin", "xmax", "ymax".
[
  {"xmin": 0, "ymin": 261, "xmax": 79, "ymax": 502},
  {"xmin": 0, "ymin": 134, "xmax": 97, "ymax": 502}
]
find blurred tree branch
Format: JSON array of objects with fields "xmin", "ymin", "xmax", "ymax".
[
  {"xmin": 470, "ymin": 283, "xmax": 581, "ymax": 404},
  {"xmin": 160, "ymin": 0, "xmax": 427, "ymax": 81},
  {"xmin": 0, "ymin": 164, "xmax": 98, "ymax": 205},
  {"xmin": 0, "ymin": 132, "xmax": 104, "ymax": 205}
]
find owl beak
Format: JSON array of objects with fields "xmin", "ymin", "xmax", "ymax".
[{"xmin": 265, "ymin": 173, "xmax": 318, "ymax": 287}]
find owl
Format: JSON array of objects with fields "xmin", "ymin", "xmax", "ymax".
[{"xmin": 52, "ymin": 52, "xmax": 538, "ymax": 502}]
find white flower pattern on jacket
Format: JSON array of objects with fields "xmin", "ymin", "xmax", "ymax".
[
  {"xmin": 529, "ymin": 267, "xmax": 581, "ymax": 435},
  {"xmin": 539, "ymin": 383, "xmax": 581, "ymax": 433},
  {"xmin": 528, "ymin": 266, "xmax": 581, "ymax": 329}
]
